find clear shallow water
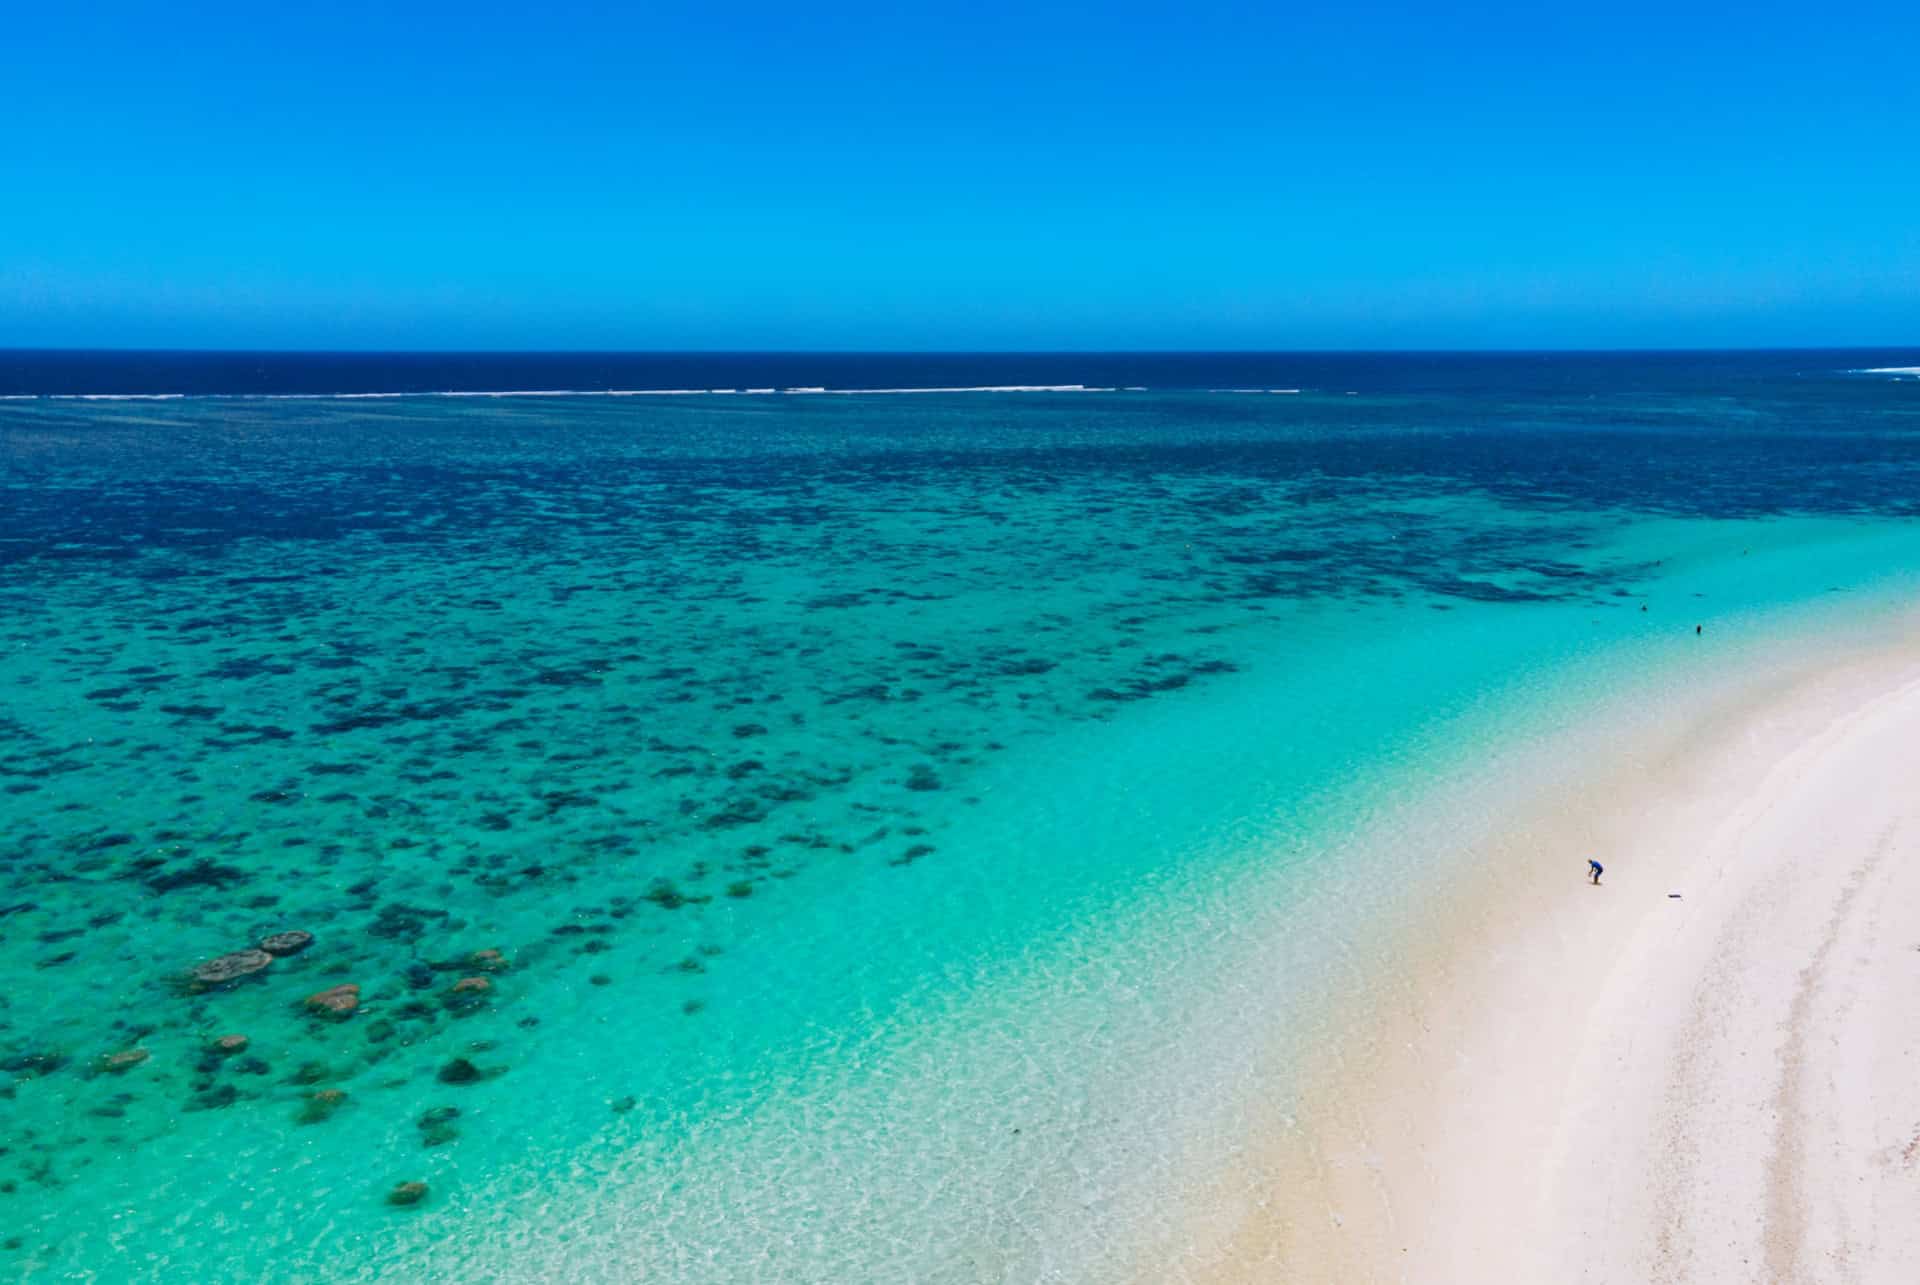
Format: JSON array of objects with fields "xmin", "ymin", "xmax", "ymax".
[{"xmin": 2, "ymin": 354, "xmax": 1919, "ymax": 1280}]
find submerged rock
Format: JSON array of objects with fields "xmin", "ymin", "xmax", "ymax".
[
  {"xmin": 441, "ymin": 975, "xmax": 487, "ymax": 1006},
  {"xmin": 191, "ymin": 948, "xmax": 273, "ymax": 990},
  {"xmin": 465, "ymin": 948, "xmax": 509, "ymax": 972},
  {"xmin": 436, "ymin": 1057, "xmax": 482, "ymax": 1085},
  {"xmin": 211, "ymin": 1034, "xmax": 250, "ymax": 1055},
  {"xmin": 258, "ymin": 930, "xmax": 314, "ymax": 957},
  {"xmin": 417, "ymin": 1107, "xmax": 460, "ymax": 1147},
  {"xmin": 443, "ymin": 976, "xmax": 491, "ymax": 1015},
  {"xmin": 416, "ymin": 1106, "xmax": 462, "ymax": 1145},
  {"xmin": 420, "ymin": 1122, "xmax": 459, "ymax": 1147},
  {"xmin": 297, "ymin": 1087, "xmax": 347, "ymax": 1124},
  {"xmin": 641, "ymin": 880, "xmax": 690, "ymax": 910},
  {"xmin": 302, "ymin": 983, "xmax": 360, "ymax": 1020},
  {"xmin": 386, "ymin": 1180, "xmax": 428, "ymax": 1207}
]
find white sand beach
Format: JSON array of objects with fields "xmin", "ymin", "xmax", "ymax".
[{"xmin": 1201, "ymin": 623, "xmax": 1920, "ymax": 1282}]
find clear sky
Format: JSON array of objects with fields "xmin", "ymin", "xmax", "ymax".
[{"xmin": 5, "ymin": 1, "xmax": 1917, "ymax": 350}]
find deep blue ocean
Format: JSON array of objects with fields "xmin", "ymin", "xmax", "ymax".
[{"xmin": 2, "ymin": 349, "xmax": 1919, "ymax": 1281}]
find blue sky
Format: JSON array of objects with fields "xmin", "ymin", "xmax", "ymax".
[{"xmin": 4, "ymin": 1, "xmax": 1917, "ymax": 349}]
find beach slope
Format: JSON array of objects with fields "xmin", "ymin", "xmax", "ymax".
[{"xmin": 1212, "ymin": 639, "xmax": 1920, "ymax": 1283}]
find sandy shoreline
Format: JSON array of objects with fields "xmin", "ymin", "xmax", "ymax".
[{"xmin": 1192, "ymin": 619, "xmax": 1920, "ymax": 1282}]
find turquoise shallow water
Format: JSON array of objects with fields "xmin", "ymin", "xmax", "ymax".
[{"xmin": 3, "ymin": 364, "xmax": 1920, "ymax": 1280}]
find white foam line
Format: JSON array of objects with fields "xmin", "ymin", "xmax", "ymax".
[
  {"xmin": 1858, "ymin": 367, "xmax": 1920, "ymax": 375},
  {"xmin": 437, "ymin": 389, "xmax": 608, "ymax": 398},
  {"xmin": 44, "ymin": 393, "xmax": 189, "ymax": 401},
  {"xmin": 807, "ymin": 384, "xmax": 1108, "ymax": 394},
  {"xmin": 319, "ymin": 390, "xmax": 711, "ymax": 399},
  {"xmin": 295, "ymin": 385, "xmax": 1104, "ymax": 398}
]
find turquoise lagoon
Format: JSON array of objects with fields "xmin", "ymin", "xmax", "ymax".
[{"xmin": 3, "ymin": 361, "xmax": 1920, "ymax": 1280}]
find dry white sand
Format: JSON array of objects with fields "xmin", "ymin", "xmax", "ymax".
[{"xmin": 1193, "ymin": 626, "xmax": 1920, "ymax": 1283}]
